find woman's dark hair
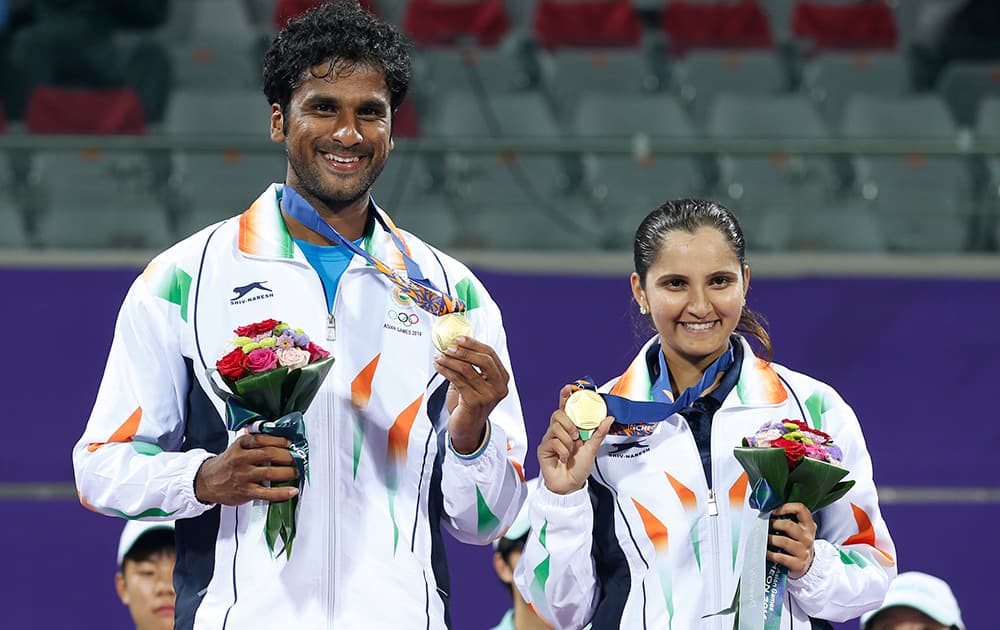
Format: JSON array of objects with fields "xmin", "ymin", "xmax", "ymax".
[
  {"xmin": 262, "ymin": 1, "xmax": 411, "ymax": 117},
  {"xmin": 633, "ymin": 198, "xmax": 772, "ymax": 360}
]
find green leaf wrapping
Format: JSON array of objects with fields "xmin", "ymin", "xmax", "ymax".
[
  {"xmin": 209, "ymin": 356, "xmax": 335, "ymax": 560},
  {"xmin": 733, "ymin": 447, "xmax": 853, "ymax": 513}
]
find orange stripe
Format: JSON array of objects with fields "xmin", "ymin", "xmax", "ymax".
[
  {"xmin": 379, "ymin": 210, "xmax": 413, "ymax": 258},
  {"xmin": 842, "ymin": 503, "xmax": 896, "ymax": 566},
  {"xmin": 752, "ymin": 358, "xmax": 788, "ymax": 404},
  {"xmin": 664, "ymin": 472, "xmax": 697, "ymax": 512},
  {"xmin": 510, "ymin": 459, "xmax": 525, "ymax": 483},
  {"xmin": 351, "ymin": 354, "xmax": 381, "ymax": 409},
  {"xmin": 632, "ymin": 498, "xmax": 669, "ymax": 552},
  {"xmin": 728, "ymin": 472, "xmax": 749, "ymax": 509},
  {"xmin": 78, "ymin": 492, "xmax": 103, "ymax": 514},
  {"xmin": 87, "ymin": 407, "xmax": 142, "ymax": 452},
  {"xmin": 237, "ymin": 198, "xmax": 261, "ymax": 254},
  {"xmin": 610, "ymin": 368, "xmax": 634, "ymax": 396},
  {"xmin": 387, "ymin": 395, "xmax": 423, "ymax": 464}
]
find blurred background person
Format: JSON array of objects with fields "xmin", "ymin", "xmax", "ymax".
[
  {"xmin": 860, "ymin": 571, "xmax": 964, "ymax": 630},
  {"xmin": 115, "ymin": 520, "xmax": 177, "ymax": 630}
]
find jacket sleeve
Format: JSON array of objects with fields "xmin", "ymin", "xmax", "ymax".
[
  {"xmin": 439, "ymin": 276, "xmax": 528, "ymax": 544},
  {"xmin": 514, "ymin": 482, "xmax": 599, "ymax": 630},
  {"xmin": 72, "ymin": 266, "xmax": 218, "ymax": 521},
  {"xmin": 786, "ymin": 384, "xmax": 897, "ymax": 621}
]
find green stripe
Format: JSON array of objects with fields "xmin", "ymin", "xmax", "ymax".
[
  {"xmin": 129, "ymin": 442, "xmax": 163, "ymax": 456},
  {"xmin": 454, "ymin": 277, "xmax": 482, "ymax": 311},
  {"xmin": 388, "ymin": 490, "xmax": 399, "ymax": 554},
  {"xmin": 689, "ymin": 520, "xmax": 701, "ymax": 571},
  {"xmin": 352, "ymin": 414, "xmax": 364, "ymax": 480},
  {"xmin": 151, "ymin": 264, "xmax": 192, "ymax": 322},
  {"xmin": 103, "ymin": 506, "xmax": 177, "ymax": 520},
  {"xmin": 839, "ymin": 548, "xmax": 871, "ymax": 568},
  {"xmin": 804, "ymin": 392, "xmax": 827, "ymax": 431},
  {"xmin": 533, "ymin": 556, "xmax": 550, "ymax": 590},
  {"xmin": 476, "ymin": 486, "xmax": 500, "ymax": 537}
]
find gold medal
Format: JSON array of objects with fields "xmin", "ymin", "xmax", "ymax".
[
  {"xmin": 564, "ymin": 389, "xmax": 607, "ymax": 440},
  {"xmin": 432, "ymin": 313, "xmax": 474, "ymax": 353}
]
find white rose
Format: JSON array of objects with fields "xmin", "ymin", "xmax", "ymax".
[{"xmin": 276, "ymin": 346, "xmax": 310, "ymax": 370}]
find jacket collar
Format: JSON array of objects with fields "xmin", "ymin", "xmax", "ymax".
[
  {"xmin": 236, "ymin": 184, "xmax": 411, "ymax": 273},
  {"xmin": 610, "ymin": 335, "xmax": 787, "ymax": 407}
]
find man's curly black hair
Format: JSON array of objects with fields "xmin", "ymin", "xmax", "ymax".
[{"xmin": 262, "ymin": 1, "xmax": 411, "ymax": 118}]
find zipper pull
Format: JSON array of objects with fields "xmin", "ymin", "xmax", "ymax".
[
  {"xmin": 326, "ymin": 313, "xmax": 336, "ymax": 341},
  {"xmin": 707, "ymin": 489, "xmax": 719, "ymax": 517}
]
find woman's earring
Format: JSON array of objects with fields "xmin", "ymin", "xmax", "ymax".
[{"xmin": 639, "ymin": 303, "xmax": 648, "ymax": 315}]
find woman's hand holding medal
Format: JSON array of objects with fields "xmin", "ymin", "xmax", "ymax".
[{"xmin": 538, "ymin": 385, "xmax": 614, "ymax": 495}]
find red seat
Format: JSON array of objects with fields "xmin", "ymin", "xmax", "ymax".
[
  {"xmin": 793, "ymin": 1, "xmax": 897, "ymax": 52},
  {"xmin": 25, "ymin": 87, "xmax": 146, "ymax": 134},
  {"xmin": 393, "ymin": 99, "xmax": 421, "ymax": 138},
  {"xmin": 274, "ymin": 0, "xmax": 380, "ymax": 29},
  {"xmin": 661, "ymin": 1, "xmax": 773, "ymax": 56},
  {"xmin": 533, "ymin": 0, "xmax": 642, "ymax": 49},
  {"xmin": 403, "ymin": 0, "xmax": 510, "ymax": 46}
]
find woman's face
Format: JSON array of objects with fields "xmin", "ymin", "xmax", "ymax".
[{"xmin": 631, "ymin": 225, "xmax": 749, "ymax": 371}]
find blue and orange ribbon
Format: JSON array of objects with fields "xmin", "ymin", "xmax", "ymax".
[{"xmin": 282, "ymin": 185, "xmax": 465, "ymax": 316}]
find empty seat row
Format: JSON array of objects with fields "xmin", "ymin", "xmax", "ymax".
[
  {"xmin": 191, "ymin": 0, "xmax": 905, "ymax": 52},
  {"xmin": 5, "ymin": 96, "xmax": 1000, "ymax": 252}
]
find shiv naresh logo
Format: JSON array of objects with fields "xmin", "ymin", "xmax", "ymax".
[
  {"xmin": 607, "ymin": 439, "xmax": 650, "ymax": 458},
  {"xmin": 230, "ymin": 281, "xmax": 275, "ymax": 305}
]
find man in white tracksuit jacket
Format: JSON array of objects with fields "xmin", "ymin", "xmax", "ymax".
[{"xmin": 73, "ymin": 4, "xmax": 527, "ymax": 628}]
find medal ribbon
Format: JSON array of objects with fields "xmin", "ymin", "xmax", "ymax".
[
  {"xmin": 281, "ymin": 185, "xmax": 465, "ymax": 315},
  {"xmin": 571, "ymin": 348, "xmax": 734, "ymax": 425}
]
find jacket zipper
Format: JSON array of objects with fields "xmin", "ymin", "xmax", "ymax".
[
  {"xmin": 326, "ymin": 272, "xmax": 348, "ymax": 624},
  {"xmin": 326, "ymin": 312, "xmax": 336, "ymax": 342}
]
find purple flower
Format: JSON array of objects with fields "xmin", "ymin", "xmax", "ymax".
[
  {"xmin": 824, "ymin": 444, "xmax": 843, "ymax": 463},
  {"xmin": 292, "ymin": 331, "xmax": 310, "ymax": 348},
  {"xmin": 276, "ymin": 331, "xmax": 296, "ymax": 349}
]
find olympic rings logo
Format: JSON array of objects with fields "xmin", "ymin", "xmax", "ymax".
[{"xmin": 387, "ymin": 310, "xmax": 420, "ymax": 327}]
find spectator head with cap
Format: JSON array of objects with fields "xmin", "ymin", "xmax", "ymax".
[
  {"xmin": 490, "ymin": 478, "xmax": 549, "ymax": 630},
  {"xmin": 114, "ymin": 520, "xmax": 177, "ymax": 630},
  {"xmin": 860, "ymin": 571, "xmax": 964, "ymax": 630}
]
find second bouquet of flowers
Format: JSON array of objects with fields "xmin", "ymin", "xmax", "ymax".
[
  {"xmin": 210, "ymin": 318, "xmax": 334, "ymax": 560},
  {"xmin": 722, "ymin": 420, "xmax": 855, "ymax": 629}
]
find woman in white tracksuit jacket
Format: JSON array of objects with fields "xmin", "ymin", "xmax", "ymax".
[{"xmin": 515, "ymin": 199, "xmax": 895, "ymax": 629}]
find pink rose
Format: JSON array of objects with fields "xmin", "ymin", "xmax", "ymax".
[
  {"xmin": 245, "ymin": 347, "xmax": 278, "ymax": 373},
  {"xmin": 276, "ymin": 347, "xmax": 310, "ymax": 370}
]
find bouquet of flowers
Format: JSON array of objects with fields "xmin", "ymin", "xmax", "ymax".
[
  {"xmin": 210, "ymin": 319, "xmax": 334, "ymax": 560},
  {"xmin": 735, "ymin": 419, "xmax": 854, "ymax": 514},
  {"xmin": 718, "ymin": 420, "xmax": 855, "ymax": 629}
]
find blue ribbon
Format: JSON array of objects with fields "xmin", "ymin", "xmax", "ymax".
[
  {"xmin": 281, "ymin": 185, "xmax": 465, "ymax": 315},
  {"xmin": 575, "ymin": 347, "xmax": 734, "ymax": 425}
]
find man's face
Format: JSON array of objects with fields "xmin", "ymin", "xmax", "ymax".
[
  {"xmin": 271, "ymin": 60, "xmax": 394, "ymax": 216},
  {"xmin": 115, "ymin": 551, "xmax": 176, "ymax": 630}
]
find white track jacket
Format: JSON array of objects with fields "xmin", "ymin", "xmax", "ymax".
[
  {"xmin": 515, "ymin": 337, "xmax": 895, "ymax": 629},
  {"xmin": 74, "ymin": 184, "xmax": 528, "ymax": 629}
]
